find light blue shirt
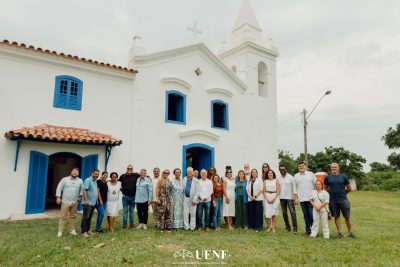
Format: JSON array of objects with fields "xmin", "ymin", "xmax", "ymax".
[
  {"xmin": 135, "ymin": 177, "xmax": 153, "ymax": 203},
  {"xmin": 55, "ymin": 176, "xmax": 83, "ymax": 204},
  {"xmin": 83, "ymin": 176, "xmax": 98, "ymax": 206}
]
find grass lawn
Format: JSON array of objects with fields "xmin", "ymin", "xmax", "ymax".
[{"xmin": 0, "ymin": 191, "xmax": 399, "ymax": 266}]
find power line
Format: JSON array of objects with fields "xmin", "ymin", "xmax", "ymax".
[{"xmin": 278, "ymin": 113, "xmax": 302, "ymax": 126}]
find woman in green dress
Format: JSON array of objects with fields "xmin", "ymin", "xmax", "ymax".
[{"xmin": 235, "ymin": 170, "xmax": 248, "ymax": 229}]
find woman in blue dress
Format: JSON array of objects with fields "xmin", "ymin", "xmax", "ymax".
[{"xmin": 170, "ymin": 168, "xmax": 184, "ymax": 229}]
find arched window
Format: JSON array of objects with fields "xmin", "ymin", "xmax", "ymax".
[
  {"xmin": 211, "ymin": 100, "xmax": 229, "ymax": 130},
  {"xmin": 165, "ymin": 90, "xmax": 186, "ymax": 124},
  {"xmin": 258, "ymin": 62, "xmax": 268, "ymax": 97},
  {"xmin": 53, "ymin": 75, "xmax": 83, "ymax": 110}
]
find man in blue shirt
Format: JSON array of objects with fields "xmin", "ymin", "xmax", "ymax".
[
  {"xmin": 135, "ymin": 169, "xmax": 153, "ymax": 230},
  {"xmin": 324, "ymin": 163, "xmax": 355, "ymax": 238},
  {"xmin": 81, "ymin": 169, "xmax": 99, "ymax": 237}
]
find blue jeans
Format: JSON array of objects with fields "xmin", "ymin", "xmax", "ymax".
[
  {"xmin": 212, "ymin": 198, "xmax": 223, "ymax": 227},
  {"xmin": 300, "ymin": 201, "xmax": 314, "ymax": 233},
  {"xmin": 122, "ymin": 195, "xmax": 136, "ymax": 226},
  {"xmin": 196, "ymin": 201, "xmax": 211, "ymax": 228},
  {"xmin": 95, "ymin": 202, "xmax": 107, "ymax": 231}
]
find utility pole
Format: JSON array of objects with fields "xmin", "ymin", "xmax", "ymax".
[
  {"xmin": 303, "ymin": 108, "xmax": 308, "ymax": 166},
  {"xmin": 302, "ymin": 90, "xmax": 332, "ymax": 167}
]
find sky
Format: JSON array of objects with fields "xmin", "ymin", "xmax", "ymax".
[{"xmin": 1, "ymin": 0, "xmax": 399, "ymax": 170}]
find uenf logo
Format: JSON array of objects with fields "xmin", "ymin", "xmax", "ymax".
[
  {"xmin": 194, "ymin": 250, "xmax": 229, "ymax": 260},
  {"xmin": 174, "ymin": 249, "xmax": 230, "ymax": 261}
]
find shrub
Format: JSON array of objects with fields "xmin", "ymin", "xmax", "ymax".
[
  {"xmin": 382, "ymin": 178, "xmax": 400, "ymax": 191},
  {"xmin": 360, "ymin": 184, "xmax": 382, "ymax": 191},
  {"xmin": 358, "ymin": 171, "xmax": 400, "ymax": 190}
]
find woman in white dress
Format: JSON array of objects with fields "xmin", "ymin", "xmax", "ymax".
[
  {"xmin": 106, "ymin": 172, "xmax": 121, "ymax": 232},
  {"xmin": 263, "ymin": 170, "xmax": 280, "ymax": 233},
  {"xmin": 223, "ymin": 169, "xmax": 236, "ymax": 230}
]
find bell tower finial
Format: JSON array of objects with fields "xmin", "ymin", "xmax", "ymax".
[
  {"xmin": 218, "ymin": 0, "xmax": 279, "ymax": 96},
  {"xmin": 232, "ymin": 0, "xmax": 261, "ymax": 32}
]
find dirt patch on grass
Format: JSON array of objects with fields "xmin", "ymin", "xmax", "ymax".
[{"xmin": 157, "ymin": 243, "xmax": 186, "ymax": 252}]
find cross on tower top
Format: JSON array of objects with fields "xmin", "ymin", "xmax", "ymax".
[{"xmin": 187, "ymin": 22, "xmax": 203, "ymax": 43}]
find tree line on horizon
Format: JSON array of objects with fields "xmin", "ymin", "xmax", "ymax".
[{"xmin": 278, "ymin": 123, "xmax": 400, "ymax": 191}]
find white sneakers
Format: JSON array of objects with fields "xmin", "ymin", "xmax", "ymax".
[
  {"xmin": 57, "ymin": 230, "xmax": 79, "ymax": 238},
  {"xmin": 136, "ymin": 224, "xmax": 148, "ymax": 229},
  {"xmin": 82, "ymin": 232, "xmax": 90, "ymax": 238}
]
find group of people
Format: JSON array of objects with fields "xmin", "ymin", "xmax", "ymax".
[{"xmin": 55, "ymin": 161, "xmax": 356, "ymax": 239}]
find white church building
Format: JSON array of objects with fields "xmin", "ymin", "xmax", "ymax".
[{"xmin": 0, "ymin": 0, "xmax": 279, "ymax": 219}]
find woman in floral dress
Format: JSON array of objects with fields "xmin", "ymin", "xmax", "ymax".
[
  {"xmin": 156, "ymin": 170, "xmax": 172, "ymax": 231},
  {"xmin": 170, "ymin": 168, "xmax": 184, "ymax": 229}
]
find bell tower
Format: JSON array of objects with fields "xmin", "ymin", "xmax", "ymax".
[{"xmin": 218, "ymin": 0, "xmax": 279, "ymax": 97}]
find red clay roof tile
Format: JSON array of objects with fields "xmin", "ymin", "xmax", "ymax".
[
  {"xmin": 4, "ymin": 124, "xmax": 122, "ymax": 146},
  {"xmin": 1, "ymin": 39, "xmax": 137, "ymax": 74}
]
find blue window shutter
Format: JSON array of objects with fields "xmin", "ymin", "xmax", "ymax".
[
  {"xmin": 26, "ymin": 151, "xmax": 49, "ymax": 214},
  {"xmin": 222, "ymin": 104, "xmax": 226, "ymax": 128},
  {"xmin": 225, "ymin": 103, "xmax": 229, "ymax": 130},
  {"xmin": 59, "ymin": 80, "xmax": 68, "ymax": 108},
  {"xmin": 211, "ymin": 100, "xmax": 229, "ymax": 130},
  {"xmin": 53, "ymin": 75, "xmax": 83, "ymax": 111},
  {"xmin": 165, "ymin": 90, "xmax": 186, "ymax": 125},
  {"xmin": 177, "ymin": 96, "xmax": 183, "ymax": 122}
]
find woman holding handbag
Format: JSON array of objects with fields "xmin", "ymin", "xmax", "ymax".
[{"xmin": 309, "ymin": 180, "xmax": 330, "ymax": 239}]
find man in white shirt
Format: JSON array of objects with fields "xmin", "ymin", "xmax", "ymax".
[
  {"xmin": 294, "ymin": 162, "xmax": 317, "ymax": 235},
  {"xmin": 151, "ymin": 167, "xmax": 160, "ymax": 227},
  {"xmin": 196, "ymin": 169, "xmax": 213, "ymax": 231},
  {"xmin": 278, "ymin": 164, "xmax": 298, "ymax": 233},
  {"xmin": 244, "ymin": 163, "xmax": 251, "ymax": 181},
  {"xmin": 182, "ymin": 167, "xmax": 199, "ymax": 231}
]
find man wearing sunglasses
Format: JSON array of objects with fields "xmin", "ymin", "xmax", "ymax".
[
  {"xmin": 119, "ymin": 165, "xmax": 140, "ymax": 228},
  {"xmin": 278, "ymin": 164, "xmax": 298, "ymax": 234}
]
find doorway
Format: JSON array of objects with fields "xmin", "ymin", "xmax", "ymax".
[
  {"xmin": 182, "ymin": 143, "xmax": 215, "ymax": 177},
  {"xmin": 26, "ymin": 151, "xmax": 98, "ymax": 214},
  {"xmin": 46, "ymin": 152, "xmax": 81, "ymax": 210}
]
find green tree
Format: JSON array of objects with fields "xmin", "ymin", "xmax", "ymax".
[
  {"xmin": 297, "ymin": 146, "xmax": 366, "ymax": 180},
  {"xmin": 370, "ymin": 162, "xmax": 396, "ymax": 172},
  {"xmin": 387, "ymin": 152, "xmax": 400, "ymax": 170},
  {"xmin": 382, "ymin": 123, "xmax": 400, "ymax": 170},
  {"xmin": 278, "ymin": 150, "xmax": 297, "ymax": 174}
]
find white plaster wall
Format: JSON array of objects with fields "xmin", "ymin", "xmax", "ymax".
[
  {"xmin": 0, "ymin": 49, "xmax": 135, "ymax": 219},
  {"xmin": 0, "ymin": 44, "xmax": 278, "ymax": 219},
  {"xmin": 132, "ymin": 51, "xmax": 278, "ymax": 177}
]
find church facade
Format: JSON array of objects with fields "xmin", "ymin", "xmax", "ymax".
[{"xmin": 0, "ymin": 0, "xmax": 279, "ymax": 219}]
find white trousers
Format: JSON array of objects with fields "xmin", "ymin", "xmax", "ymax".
[
  {"xmin": 183, "ymin": 196, "xmax": 197, "ymax": 230},
  {"xmin": 310, "ymin": 209, "xmax": 330, "ymax": 238}
]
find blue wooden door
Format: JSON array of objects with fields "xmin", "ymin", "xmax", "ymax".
[
  {"xmin": 25, "ymin": 151, "xmax": 49, "ymax": 214},
  {"xmin": 81, "ymin": 154, "xmax": 98, "ymax": 182},
  {"xmin": 199, "ymin": 148, "xmax": 213, "ymax": 172},
  {"xmin": 79, "ymin": 154, "xmax": 98, "ymax": 209},
  {"xmin": 182, "ymin": 144, "xmax": 215, "ymax": 177}
]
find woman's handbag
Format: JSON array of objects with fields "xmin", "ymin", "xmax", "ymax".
[{"xmin": 316, "ymin": 192, "xmax": 331, "ymax": 220}]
